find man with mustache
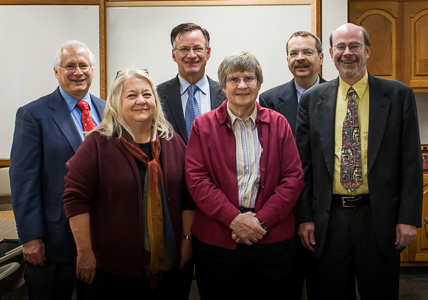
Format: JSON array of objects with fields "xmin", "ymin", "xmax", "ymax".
[
  {"xmin": 295, "ymin": 23, "xmax": 423, "ymax": 299},
  {"xmin": 157, "ymin": 23, "xmax": 226, "ymax": 144},
  {"xmin": 9, "ymin": 40, "xmax": 105, "ymax": 300},
  {"xmin": 259, "ymin": 30, "xmax": 324, "ymax": 299}
]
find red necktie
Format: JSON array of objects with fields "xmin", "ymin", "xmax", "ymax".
[{"xmin": 76, "ymin": 101, "xmax": 96, "ymax": 133}]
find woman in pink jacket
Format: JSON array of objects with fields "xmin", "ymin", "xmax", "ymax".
[{"xmin": 185, "ymin": 51, "xmax": 304, "ymax": 300}]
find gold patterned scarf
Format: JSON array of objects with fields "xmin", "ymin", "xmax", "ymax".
[{"xmin": 119, "ymin": 132, "xmax": 177, "ymax": 275}]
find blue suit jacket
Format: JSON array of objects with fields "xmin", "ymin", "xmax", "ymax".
[
  {"xmin": 9, "ymin": 87, "xmax": 105, "ymax": 264},
  {"xmin": 259, "ymin": 77, "xmax": 326, "ymax": 136}
]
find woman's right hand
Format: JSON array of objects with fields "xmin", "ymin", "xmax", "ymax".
[{"xmin": 76, "ymin": 250, "xmax": 97, "ymax": 284}]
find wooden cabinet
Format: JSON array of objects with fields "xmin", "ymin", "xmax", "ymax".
[
  {"xmin": 400, "ymin": 171, "xmax": 428, "ymax": 266},
  {"xmin": 350, "ymin": 1, "xmax": 428, "ymax": 264},
  {"xmin": 349, "ymin": 0, "xmax": 428, "ymax": 91},
  {"xmin": 404, "ymin": 2, "xmax": 428, "ymax": 90}
]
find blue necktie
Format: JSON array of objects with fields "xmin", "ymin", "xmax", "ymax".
[{"xmin": 185, "ymin": 84, "xmax": 200, "ymax": 138}]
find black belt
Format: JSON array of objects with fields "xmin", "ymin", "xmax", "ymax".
[
  {"xmin": 238, "ymin": 207, "xmax": 255, "ymax": 213},
  {"xmin": 332, "ymin": 194, "xmax": 370, "ymax": 208}
]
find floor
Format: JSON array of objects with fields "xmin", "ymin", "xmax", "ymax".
[{"xmin": 7, "ymin": 268, "xmax": 428, "ymax": 300}]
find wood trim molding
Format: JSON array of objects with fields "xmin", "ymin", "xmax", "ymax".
[
  {"xmin": 0, "ymin": 159, "xmax": 10, "ymax": 168},
  {"xmin": 107, "ymin": 0, "xmax": 315, "ymax": 6},
  {"xmin": 99, "ymin": 0, "xmax": 107, "ymax": 99},
  {"xmin": 0, "ymin": 0, "xmax": 98, "ymax": 4}
]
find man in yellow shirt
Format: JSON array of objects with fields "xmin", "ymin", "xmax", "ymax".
[{"xmin": 296, "ymin": 23, "xmax": 423, "ymax": 299}]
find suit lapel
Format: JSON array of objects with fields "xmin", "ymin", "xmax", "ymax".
[
  {"xmin": 317, "ymin": 80, "xmax": 339, "ymax": 180},
  {"xmin": 208, "ymin": 76, "xmax": 226, "ymax": 110},
  {"xmin": 367, "ymin": 75, "xmax": 390, "ymax": 174},
  {"xmin": 50, "ymin": 89, "xmax": 82, "ymax": 152},
  {"xmin": 91, "ymin": 96, "xmax": 105, "ymax": 119},
  {"xmin": 164, "ymin": 77, "xmax": 188, "ymax": 142},
  {"xmin": 278, "ymin": 80, "xmax": 299, "ymax": 135}
]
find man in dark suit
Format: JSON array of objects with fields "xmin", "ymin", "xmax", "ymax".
[
  {"xmin": 260, "ymin": 31, "xmax": 324, "ymax": 136},
  {"xmin": 156, "ymin": 22, "xmax": 225, "ymax": 300},
  {"xmin": 296, "ymin": 23, "xmax": 423, "ymax": 299},
  {"xmin": 260, "ymin": 31, "xmax": 324, "ymax": 300},
  {"xmin": 9, "ymin": 40, "xmax": 105, "ymax": 300},
  {"xmin": 157, "ymin": 23, "xmax": 226, "ymax": 144}
]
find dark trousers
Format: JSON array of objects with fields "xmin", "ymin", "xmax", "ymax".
[
  {"xmin": 81, "ymin": 269, "xmax": 152, "ymax": 300},
  {"xmin": 25, "ymin": 263, "xmax": 76, "ymax": 300},
  {"xmin": 160, "ymin": 259, "xmax": 194, "ymax": 300},
  {"xmin": 193, "ymin": 237, "xmax": 295, "ymax": 300},
  {"xmin": 290, "ymin": 234, "xmax": 321, "ymax": 300},
  {"xmin": 81, "ymin": 267, "xmax": 192, "ymax": 300},
  {"xmin": 317, "ymin": 203, "xmax": 401, "ymax": 300}
]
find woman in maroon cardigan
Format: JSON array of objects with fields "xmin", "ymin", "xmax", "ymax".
[{"xmin": 63, "ymin": 68, "xmax": 193, "ymax": 299}]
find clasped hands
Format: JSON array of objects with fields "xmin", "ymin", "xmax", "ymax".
[{"xmin": 230, "ymin": 212, "xmax": 267, "ymax": 245}]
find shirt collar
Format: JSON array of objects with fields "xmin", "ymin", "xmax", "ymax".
[
  {"xmin": 339, "ymin": 72, "xmax": 369, "ymax": 101},
  {"xmin": 178, "ymin": 74, "xmax": 209, "ymax": 96},
  {"xmin": 59, "ymin": 86, "xmax": 92, "ymax": 112},
  {"xmin": 294, "ymin": 75, "xmax": 320, "ymax": 94},
  {"xmin": 226, "ymin": 102, "xmax": 258, "ymax": 129}
]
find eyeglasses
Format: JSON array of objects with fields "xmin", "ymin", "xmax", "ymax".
[
  {"xmin": 288, "ymin": 49, "xmax": 317, "ymax": 58},
  {"xmin": 60, "ymin": 64, "xmax": 91, "ymax": 72},
  {"xmin": 333, "ymin": 42, "xmax": 365, "ymax": 53},
  {"xmin": 175, "ymin": 46, "xmax": 207, "ymax": 56},
  {"xmin": 115, "ymin": 69, "xmax": 149, "ymax": 79},
  {"xmin": 226, "ymin": 75, "xmax": 257, "ymax": 86}
]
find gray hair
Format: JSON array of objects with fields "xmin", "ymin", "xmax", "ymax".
[
  {"xmin": 218, "ymin": 51, "xmax": 263, "ymax": 89},
  {"xmin": 53, "ymin": 40, "xmax": 95, "ymax": 71}
]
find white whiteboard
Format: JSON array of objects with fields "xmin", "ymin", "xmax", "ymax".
[
  {"xmin": 0, "ymin": 5, "xmax": 99, "ymax": 157},
  {"xmin": 107, "ymin": 5, "xmax": 312, "ymax": 94}
]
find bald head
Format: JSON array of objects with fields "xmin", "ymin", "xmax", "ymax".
[{"xmin": 329, "ymin": 23, "xmax": 371, "ymax": 86}]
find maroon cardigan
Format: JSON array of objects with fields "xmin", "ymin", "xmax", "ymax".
[
  {"xmin": 185, "ymin": 100, "xmax": 304, "ymax": 249},
  {"xmin": 63, "ymin": 131, "xmax": 192, "ymax": 278}
]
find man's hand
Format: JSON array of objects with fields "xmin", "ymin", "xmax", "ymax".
[
  {"xmin": 23, "ymin": 238, "xmax": 46, "ymax": 266},
  {"xmin": 230, "ymin": 212, "xmax": 266, "ymax": 245},
  {"xmin": 395, "ymin": 224, "xmax": 417, "ymax": 249},
  {"xmin": 298, "ymin": 222, "xmax": 316, "ymax": 252}
]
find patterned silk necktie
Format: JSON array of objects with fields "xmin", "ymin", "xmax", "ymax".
[
  {"xmin": 340, "ymin": 87, "xmax": 362, "ymax": 193},
  {"xmin": 76, "ymin": 101, "xmax": 96, "ymax": 133},
  {"xmin": 185, "ymin": 84, "xmax": 200, "ymax": 138}
]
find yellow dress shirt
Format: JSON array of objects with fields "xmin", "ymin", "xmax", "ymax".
[{"xmin": 333, "ymin": 73, "xmax": 370, "ymax": 195}]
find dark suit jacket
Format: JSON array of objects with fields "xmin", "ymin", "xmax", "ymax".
[
  {"xmin": 157, "ymin": 75, "xmax": 226, "ymax": 144},
  {"xmin": 295, "ymin": 74, "xmax": 423, "ymax": 260},
  {"xmin": 9, "ymin": 87, "xmax": 105, "ymax": 264},
  {"xmin": 259, "ymin": 76, "xmax": 326, "ymax": 136}
]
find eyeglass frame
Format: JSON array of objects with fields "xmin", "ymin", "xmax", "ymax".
[
  {"xmin": 288, "ymin": 48, "xmax": 319, "ymax": 58},
  {"xmin": 333, "ymin": 42, "xmax": 366, "ymax": 53},
  {"xmin": 226, "ymin": 75, "xmax": 258, "ymax": 86},
  {"xmin": 115, "ymin": 69, "xmax": 149, "ymax": 79},
  {"xmin": 174, "ymin": 46, "xmax": 208, "ymax": 56},
  {"xmin": 59, "ymin": 64, "xmax": 93, "ymax": 72}
]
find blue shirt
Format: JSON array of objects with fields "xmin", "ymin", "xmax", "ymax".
[
  {"xmin": 178, "ymin": 75, "xmax": 211, "ymax": 116},
  {"xmin": 59, "ymin": 87, "xmax": 101, "ymax": 141},
  {"xmin": 295, "ymin": 76, "xmax": 321, "ymax": 103}
]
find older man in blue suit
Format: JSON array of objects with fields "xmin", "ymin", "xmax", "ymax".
[{"xmin": 9, "ymin": 40, "xmax": 105, "ymax": 300}]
